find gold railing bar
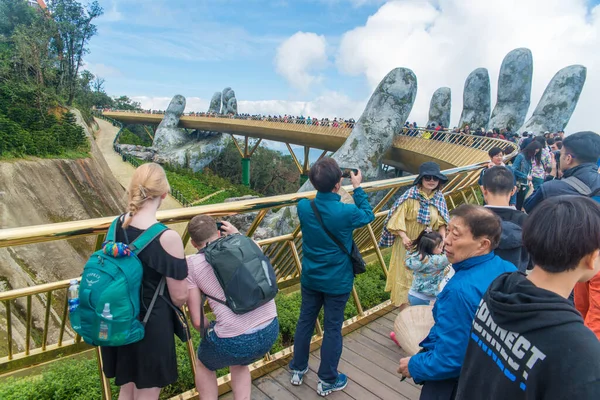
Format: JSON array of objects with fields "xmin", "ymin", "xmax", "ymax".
[
  {"xmin": 94, "ymin": 233, "xmax": 106, "ymax": 251},
  {"xmin": 257, "ymin": 233, "xmax": 294, "ymax": 247},
  {"xmin": 5, "ymin": 301, "xmax": 12, "ymax": 360},
  {"xmin": 95, "ymin": 347, "xmax": 112, "ymax": 400},
  {"xmin": 25, "ymin": 295, "xmax": 32, "ymax": 356},
  {"xmin": 288, "ymin": 240, "xmax": 303, "ymax": 276},
  {"xmin": 351, "ymin": 286, "xmax": 364, "ymax": 317},
  {"xmin": 0, "ymin": 278, "xmax": 72, "ymax": 302},
  {"xmin": 246, "ymin": 209, "xmax": 268, "ymax": 238},
  {"xmin": 315, "ymin": 319, "xmax": 324, "ymax": 337},
  {"xmin": 373, "ymin": 186, "xmax": 401, "ymax": 214},
  {"xmin": 58, "ymin": 293, "xmax": 69, "ymax": 346},
  {"xmin": 367, "ymin": 224, "xmax": 388, "ymax": 277},
  {"xmin": 42, "ymin": 290, "xmax": 52, "ymax": 351}
]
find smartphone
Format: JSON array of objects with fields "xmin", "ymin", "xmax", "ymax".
[
  {"xmin": 340, "ymin": 167, "xmax": 358, "ymax": 178},
  {"xmin": 216, "ymin": 222, "xmax": 224, "ymax": 230}
]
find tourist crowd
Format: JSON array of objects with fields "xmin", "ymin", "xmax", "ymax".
[{"xmin": 93, "ymin": 126, "xmax": 600, "ymax": 400}]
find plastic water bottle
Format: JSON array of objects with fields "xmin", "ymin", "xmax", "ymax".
[
  {"xmin": 68, "ymin": 279, "xmax": 81, "ymax": 330},
  {"xmin": 98, "ymin": 303, "xmax": 112, "ymax": 341}
]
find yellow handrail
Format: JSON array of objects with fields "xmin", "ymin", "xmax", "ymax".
[{"xmin": 0, "ymin": 134, "xmax": 518, "ymax": 399}]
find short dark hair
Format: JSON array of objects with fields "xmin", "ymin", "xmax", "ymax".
[
  {"xmin": 547, "ymin": 138, "xmax": 555, "ymax": 146},
  {"xmin": 488, "ymin": 147, "xmax": 504, "ymax": 158},
  {"xmin": 555, "ymin": 140, "xmax": 563, "ymax": 149},
  {"xmin": 309, "ymin": 157, "xmax": 342, "ymax": 192},
  {"xmin": 523, "ymin": 196, "xmax": 600, "ymax": 272},
  {"xmin": 482, "ymin": 166, "xmax": 515, "ymax": 195},
  {"xmin": 562, "ymin": 131, "xmax": 600, "ymax": 164},
  {"xmin": 450, "ymin": 204, "xmax": 502, "ymax": 249},
  {"xmin": 188, "ymin": 215, "xmax": 217, "ymax": 245}
]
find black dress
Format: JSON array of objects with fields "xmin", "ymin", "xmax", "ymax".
[{"xmin": 101, "ymin": 225, "xmax": 188, "ymax": 389}]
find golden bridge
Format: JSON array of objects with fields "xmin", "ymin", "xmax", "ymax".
[
  {"xmin": 103, "ymin": 111, "xmax": 512, "ymax": 181},
  {"xmin": 0, "ymin": 118, "xmax": 518, "ymax": 399}
]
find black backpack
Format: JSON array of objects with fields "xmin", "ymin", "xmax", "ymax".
[
  {"xmin": 203, "ymin": 233, "xmax": 278, "ymax": 314},
  {"xmin": 496, "ymin": 220, "xmax": 529, "ymax": 273}
]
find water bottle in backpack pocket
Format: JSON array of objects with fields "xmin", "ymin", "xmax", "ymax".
[{"xmin": 72, "ymin": 217, "xmax": 168, "ymax": 346}]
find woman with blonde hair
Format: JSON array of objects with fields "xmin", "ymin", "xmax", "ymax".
[
  {"xmin": 101, "ymin": 163, "xmax": 188, "ymax": 400},
  {"xmin": 380, "ymin": 162, "xmax": 450, "ymax": 310}
]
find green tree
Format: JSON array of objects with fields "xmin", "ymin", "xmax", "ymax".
[
  {"xmin": 49, "ymin": 0, "xmax": 103, "ymax": 105},
  {"xmin": 113, "ymin": 95, "xmax": 141, "ymax": 110}
]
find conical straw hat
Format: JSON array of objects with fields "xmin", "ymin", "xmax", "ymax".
[{"xmin": 393, "ymin": 305, "xmax": 435, "ymax": 356}]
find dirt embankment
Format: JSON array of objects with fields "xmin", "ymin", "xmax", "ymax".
[
  {"xmin": 0, "ymin": 110, "xmax": 126, "ymax": 354},
  {"xmin": 0, "ymin": 110, "xmax": 126, "ymax": 288}
]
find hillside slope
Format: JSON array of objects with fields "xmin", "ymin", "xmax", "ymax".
[{"xmin": 0, "ymin": 110, "xmax": 126, "ymax": 354}]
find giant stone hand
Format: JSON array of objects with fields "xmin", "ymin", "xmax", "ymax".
[{"xmin": 435, "ymin": 47, "xmax": 586, "ymax": 133}]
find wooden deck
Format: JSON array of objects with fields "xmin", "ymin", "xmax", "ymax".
[{"xmin": 220, "ymin": 310, "xmax": 420, "ymax": 400}]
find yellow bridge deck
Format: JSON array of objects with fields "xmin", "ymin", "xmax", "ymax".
[{"xmin": 220, "ymin": 309, "xmax": 419, "ymax": 400}]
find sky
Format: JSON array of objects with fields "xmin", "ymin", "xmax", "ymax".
[{"xmin": 86, "ymin": 0, "xmax": 600, "ymax": 139}]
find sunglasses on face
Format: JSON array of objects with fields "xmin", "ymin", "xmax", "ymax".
[{"xmin": 423, "ymin": 175, "xmax": 440, "ymax": 182}]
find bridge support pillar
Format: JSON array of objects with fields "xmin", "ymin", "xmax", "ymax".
[
  {"xmin": 231, "ymin": 135, "xmax": 262, "ymax": 187},
  {"xmin": 242, "ymin": 157, "xmax": 251, "ymax": 187}
]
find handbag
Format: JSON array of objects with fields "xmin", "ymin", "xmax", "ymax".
[{"xmin": 310, "ymin": 201, "xmax": 366, "ymax": 276}]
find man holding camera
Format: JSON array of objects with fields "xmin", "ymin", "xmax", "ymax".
[{"xmin": 289, "ymin": 158, "xmax": 374, "ymax": 396}]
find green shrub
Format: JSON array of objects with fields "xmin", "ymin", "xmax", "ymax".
[{"xmin": 118, "ymin": 128, "xmax": 151, "ymax": 146}]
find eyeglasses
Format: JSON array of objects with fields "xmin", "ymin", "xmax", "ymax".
[{"xmin": 423, "ymin": 175, "xmax": 440, "ymax": 182}]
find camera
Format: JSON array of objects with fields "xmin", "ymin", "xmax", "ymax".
[
  {"xmin": 340, "ymin": 167, "xmax": 358, "ymax": 178},
  {"xmin": 216, "ymin": 222, "xmax": 224, "ymax": 231}
]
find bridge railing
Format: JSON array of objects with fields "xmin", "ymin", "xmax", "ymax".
[{"xmin": 0, "ymin": 133, "xmax": 518, "ymax": 397}]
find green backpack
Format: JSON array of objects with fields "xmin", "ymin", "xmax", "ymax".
[{"xmin": 71, "ymin": 217, "xmax": 167, "ymax": 346}]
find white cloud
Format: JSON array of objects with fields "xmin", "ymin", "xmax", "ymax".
[
  {"xmin": 275, "ymin": 32, "xmax": 329, "ymax": 90},
  {"xmin": 335, "ymin": 0, "xmax": 600, "ymax": 132},
  {"xmin": 84, "ymin": 62, "xmax": 123, "ymax": 78},
  {"xmin": 130, "ymin": 96, "xmax": 209, "ymax": 112}
]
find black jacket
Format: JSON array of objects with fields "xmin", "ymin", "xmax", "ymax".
[
  {"xmin": 486, "ymin": 207, "xmax": 529, "ymax": 272},
  {"xmin": 524, "ymin": 163, "xmax": 600, "ymax": 213},
  {"xmin": 456, "ymin": 272, "xmax": 600, "ymax": 400}
]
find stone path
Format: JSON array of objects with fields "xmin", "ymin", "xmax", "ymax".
[{"xmin": 94, "ymin": 119, "xmax": 182, "ymax": 211}]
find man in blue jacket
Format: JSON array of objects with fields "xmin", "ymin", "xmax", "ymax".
[
  {"xmin": 398, "ymin": 204, "xmax": 516, "ymax": 399},
  {"xmin": 524, "ymin": 131, "xmax": 600, "ymax": 213},
  {"xmin": 289, "ymin": 158, "xmax": 374, "ymax": 396}
]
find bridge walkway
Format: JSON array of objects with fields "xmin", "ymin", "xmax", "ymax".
[{"xmin": 220, "ymin": 309, "xmax": 420, "ymax": 400}]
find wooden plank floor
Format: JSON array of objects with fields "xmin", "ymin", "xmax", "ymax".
[{"xmin": 220, "ymin": 310, "xmax": 420, "ymax": 399}]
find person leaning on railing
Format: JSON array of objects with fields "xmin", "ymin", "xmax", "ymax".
[{"xmin": 288, "ymin": 158, "xmax": 374, "ymax": 396}]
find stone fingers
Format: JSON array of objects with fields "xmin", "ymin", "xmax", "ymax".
[
  {"xmin": 427, "ymin": 87, "xmax": 451, "ymax": 129},
  {"xmin": 153, "ymin": 94, "xmax": 189, "ymax": 148},
  {"xmin": 458, "ymin": 68, "xmax": 491, "ymax": 131},
  {"xmin": 518, "ymin": 65, "xmax": 586, "ymax": 134},
  {"xmin": 298, "ymin": 67, "xmax": 418, "ymax": 193},
  {"xmin": 488, "ymin": 48, "xmax": 533, "ymax": 132}
]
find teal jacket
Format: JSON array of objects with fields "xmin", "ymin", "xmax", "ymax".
[{"xmin": 298, "ymin": 187, "xmax": 375, "ymax": 295}]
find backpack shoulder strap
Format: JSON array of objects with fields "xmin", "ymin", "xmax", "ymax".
[
  {"xmin": 562, "ymin": 176, "xmax": 592, "ymax": 196},
  {"xmin": 106, "ymin": 216, "xmax": 122, "ymax": 242},
  {"xmin": 129, "ymin": 223, "xmax": 169, "ymax": 255}
]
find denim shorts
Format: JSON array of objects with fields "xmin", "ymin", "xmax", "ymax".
[{"xmin": 197, "ymin": 318, "xmax": 279, "ymax": 371}]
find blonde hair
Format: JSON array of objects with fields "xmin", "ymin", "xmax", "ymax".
[{"xmin": 122, "ymin": 163, "xmax": 170, "ymax": 228}]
